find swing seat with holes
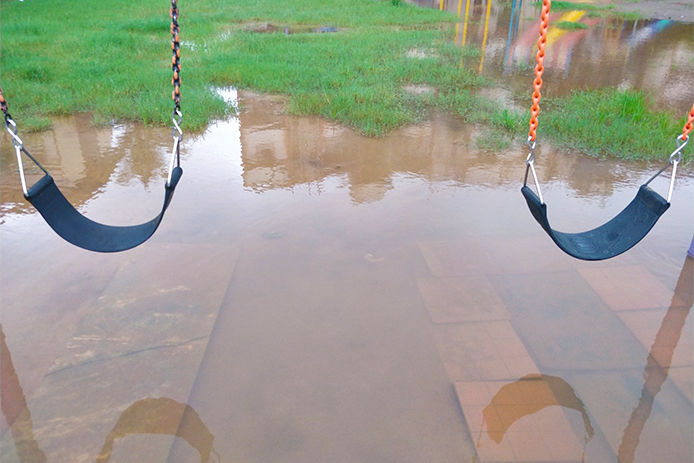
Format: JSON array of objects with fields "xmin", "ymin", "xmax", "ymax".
[
  {"xmin": 522, "ymin": 0, "xmax": 693, "ymax": 261},
  {"xmin": 0, "ymin": 0, "xmax": 184, "ymax": 253}
]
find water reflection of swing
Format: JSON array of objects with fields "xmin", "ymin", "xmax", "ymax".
[
  {"xmin": 96, "ymin": 397, "xmax": 220, "ymax": 463},
  {"xmin": 474, "ymin": 374, "xmax": 594, "ymax": 462},
  {"xmin": 1, "ymin": 324, "xmax": 218, "ymax": 462},
  {"xmin": 473, "ymin": 253, "xmax": 693, "ymax": 461}
]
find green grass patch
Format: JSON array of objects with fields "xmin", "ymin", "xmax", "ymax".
[
  {"xmin": 541, "ymin": 89, "xmax": 692, "ymax": 162},
  {"xmin": 2, "ymin": 0, "xmax": 474, "ymax": 134},
  {"xmin": 538, "ymin": 1, "xmax": 642, "ymax": 20},
  {"xmin": 555, "ymin": 21, "xmax": 589, "ymax": 30},
  {"xmin": 548, "ymin": 1, "xmax": 614, "ymax": 12}
]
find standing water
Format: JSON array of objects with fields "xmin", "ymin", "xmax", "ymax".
[
  {"xmin": 1, "ymin": 3, "xmax": 693, "ymax": 463},
  {"xmin": 411, "ymin": 0, "xmax": 694, "ymax": 115}
]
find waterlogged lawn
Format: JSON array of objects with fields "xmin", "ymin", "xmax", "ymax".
[
  {"xmin": 543, "ymin": 89, "xmax": 692, "ymax": 161},
  {"xmin": 1, "ymin": 0, "xmax": 690, "ymax": 160},
  {"xmin": 2, "ymin": 0, "xmax": 467, "ymax": 133}
]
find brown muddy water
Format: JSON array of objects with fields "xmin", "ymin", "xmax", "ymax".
[{"xmin": 1, "ymin": 87, "xmax": 692, "ymax": 462}]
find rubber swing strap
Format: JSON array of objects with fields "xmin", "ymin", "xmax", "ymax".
[
  {"xmin": 521, "ymin": 184, "xmax": 670, "ymax": 261},
  {"xmin": 25, "ymin": 166, "xmax": 183, "ymax": 253}
]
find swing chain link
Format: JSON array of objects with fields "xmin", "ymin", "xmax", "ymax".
[
  {"xmin": 669, "ymin": 134, "xmax": 687, "ymax": 165},
  {"xmin": 3, "ymin": 114, "xmax": 30, "ymax": 196},
  {"xmin": 4, "ymin": 115, "xmax": 24, "ymax": 150},
  {"xmin": 682, "ymin": 102, "xmax": 694, "ymax": 141},
  {"xmin": 0, "ymin": 89, "xmax": 23, "ymax": 149},
  {"xmin": 171, "ymin": 109, "xmax": 183, "ymax": 141},
  {"xmin": 167, "ymin": 0, "xmax": 182, "ymax": 188},
  {"xmin": 527, "ymin": 0, "xmax": 551, "ymax": 143},
  {"xmin": 524, "ymin": 136, "xmax": 544, "ymax": 204},
  {"xmin": 171, "ymin": 0, "xmax": 181, "ymax": 111},
  {"xmin": 526, "ymin": 137, "xmax": 536, "ymax": 164}
]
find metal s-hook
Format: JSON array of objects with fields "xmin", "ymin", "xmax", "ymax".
[
  {"xmin": 666, "ymin": 134, "xmax": 688, "ymax": 203},
  {"xmin": 5, "ymin": 116, "xmax": 30, "ymax": 196},
  {"xmin": 167, "ymin": 109, "xmax": 183, "ymax": 187},
  {"xmin": 524, "ymin": 136, "xmax": 545, "ymax": 204}
]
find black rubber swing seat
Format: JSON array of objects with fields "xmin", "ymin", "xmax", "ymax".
[
  {"xmin": 25, "ymin": 167, "xmax": 183, "ymax": 253},
  {"xmin": 521, "ymin": 184, "xmax": 670, "ymax": 261}
]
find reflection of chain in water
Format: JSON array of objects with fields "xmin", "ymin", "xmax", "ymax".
[
  {"xmin": 0, "ymin": 325, "xmax": 47, "ymax": 463},
  {"xmin": 617, "ymin": 256, "xmax": 693, "ymax": 463}
]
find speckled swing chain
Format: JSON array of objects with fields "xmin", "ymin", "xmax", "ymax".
[
  {"xmin": 1, "ymin": 1, "xmax": 184, "ymax": 191},
  {"xmin": 523, "ymin": 0, "xmax": 691, "ymax": 204},
  {"xmin": 168, "ymin": 0, "xmax": 184, "ymax": 186}
]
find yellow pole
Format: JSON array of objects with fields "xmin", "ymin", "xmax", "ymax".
[
  {"xmin": 440, "ymin": 0, "xmax": 444, "ymax": 11},
  {"xmin": 478, "ymin": 0, "xmax": 493, "ymax": 73},
  {"xmin": 461, "ymin": 0, "xmax": 471, "ymax": 46}
]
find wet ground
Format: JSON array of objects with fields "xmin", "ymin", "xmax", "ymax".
[
  {"xmin": 2, "ymin": 88, "xmax": 692, "ymax": 462},
  {"xmin": 2, "ymin": 2, "xmax": 694, "ymax": 463},
  {"xmin": 413, "ymin": 0, "xmax": 694, "ymax": 116}
]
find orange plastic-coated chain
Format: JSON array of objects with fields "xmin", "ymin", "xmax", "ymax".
[
  {"xmin": 683, "ymin": 102, "xmax": 694, "ymax": 141},
  {"xmin": 528, "ymin": 0, "xmax": 551, "ymax": 143},
  {"xmin": 0, "ymin": 87, "xmax": 9, "ymax": 118}
]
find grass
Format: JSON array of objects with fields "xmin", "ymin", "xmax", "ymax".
[
  {"xmin": 541, "ymin": 89, "xmax": 692, "ymax": 162},
  {"xmin": 2, "ymin": 0, "xmax": 469, "ymax": 135},
  {"xmin": 539, "ymin": 1, "xmax": 641, "ymax": 20},
  {"xmin": 1, "ymin": 0, "xmax": 689, "ymax": 161},
  {"xmin": 555, "ymin": 21, "xmax": 589, "ymax": 30},
  {"xmin": 549, "ymin": 1, "xmax": 615, "ymax": 12}
]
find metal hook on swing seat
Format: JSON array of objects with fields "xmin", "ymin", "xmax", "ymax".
[
  {"xmin": 171, "ymin": 109, "xmax": 183, "ymax": 141},
  {"xmin": 167, "ymin": 110, "xmax": 183, "ymax": 187},
  {"xmin": 669, "ymin": 134, "xmax": 688, "ymax": 165},
  {"xmin": 524, "ymin": 136, "xmax": 544, "ymax": 204},
  {"xmin": 5, "ymin": 116, "xmax": 24, "ymax": 149},
  {"xmin": 665, "ymin": 135, "xmax": 687, "ymax": 203},
  {"xmin": 5, "ymin": 117, "xmax": 29, "ymax": 196}
]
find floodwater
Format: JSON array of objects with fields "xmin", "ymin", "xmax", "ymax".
[
  {"xmin": 1, "ymin": 3, "xmax": 694, "ymax": 462},
  {"xmin": 2, "ymin": 87, "xmax": 692, "ymax": 462},
  {"xmin": 411, "ymin": 0, "xmax": 694, "ymax": 116}
]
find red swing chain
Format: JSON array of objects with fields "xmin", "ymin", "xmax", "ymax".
[
  {"xmin": 683, "ymin": 103, "xmax": 694, "ymax": 141},
  {"xmin": 528, "ymin": 0, "xmax": 551, "ymax": 143},
  {"xmin": 527, "ymin": 1, "xmax": 692, "ymax": 150},
  {"xmin": 0, "ymin": 88, "xmax": 9, "ymax": 120}
]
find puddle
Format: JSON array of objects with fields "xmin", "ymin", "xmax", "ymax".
[
  {"xmin": 405, "ymin": 47, "xmax": 439, "ymax": 59},
  {"xmin": 244, "ymin": 22, "xmax": 338, "ymax": 35},
  {"xmin": 2, "ymin": 87, "xmax": 692, "ymax": 462},
  {"xmin": 403, "ymin": 84, "xmax": 436, "ymax": 95},
  {"xmin": 409, "ymin": 0, "xmax": 694, "ymax": 115}
]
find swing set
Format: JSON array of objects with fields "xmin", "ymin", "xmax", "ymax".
[
  {"xmin": 521, "ymin": 0, "xmax": 694, "ymax": 261},
  {"xmin": 0, "ymin": 0, "xmax": 184, "ymax": 253},
  {"xmin": 1, "ymin": 0, "xmax": 692, "ymax": 259}
]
